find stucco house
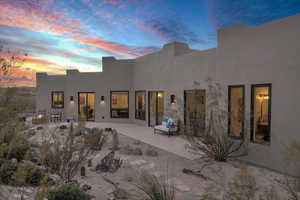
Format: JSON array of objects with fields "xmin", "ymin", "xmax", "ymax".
[{"xmin": 36, "ymin": 14, "xmax": 300, "ymax": 175}]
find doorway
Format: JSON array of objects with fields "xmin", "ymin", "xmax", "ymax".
[
  {"xmin": 78, "ymin": 92, "xmax": 95, "ymax": 121},
  {"xmin": 148, "ymin": 91, "xmax": 164, "ymax": 127},
  {"xmin": 184, "ymin": 90, "xmax": 206, "ymax": 136}
]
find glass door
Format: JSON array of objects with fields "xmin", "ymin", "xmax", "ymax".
[
  {"xmin": 184, "ymin": 90, "xmax": 206, "ymax": 136},
  {"xmin": 148, "ymin": 91, "xmax": 164, "ymax": 127},
  {"xmin": 78, "ymin": 92, "xmax": 95, "ymax": 121}
]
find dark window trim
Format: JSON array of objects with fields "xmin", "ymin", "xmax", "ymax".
[
  {"xmin": 228, "ymin": 85, "xmax": 245, "ymax": 140},
  {"xmin": 250, "ymin": 83, "xmax": 272, "ymax": 145},
  {"xmin": 147, "ymin": 91, "xmax": 164, "ymax": 127},
  {"xmin": 78, "ymin": 92, "xmax": 96, "ymax": 121},
  {"xmin": 135, "ymin": 90, "xmax": 146, "ymax": 121},
  {"xmin": 51, "ymin": 91, "xmax": 64, "ymax": 109},
  {"xmin": 110, "ymin": 91, "xmax": 129, "ymax": 119}
]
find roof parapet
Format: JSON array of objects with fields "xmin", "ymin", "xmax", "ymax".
[{"xmin": 162, "ymin": 41, "xmax": 191, "ymax": 56}]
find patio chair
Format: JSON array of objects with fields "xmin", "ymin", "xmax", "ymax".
[
  {"xmin": 50, "ymin": 111, "xmax": 63, "ymax": 122},
  {"xmin": 154, "ymin": 116, "xmax": 179, "ymax": 137}
]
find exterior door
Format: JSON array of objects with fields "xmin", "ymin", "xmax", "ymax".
[
  {"xmin": 148, "ymin": 91, "xmax": 164, "ymax": 127},
  {"xmin": 78, "ymin": 92, "xmax": 95, "ymax": 121},
  {"xmin": 184, "ymin": 90, "xmax": 206, "ymax": 136}
]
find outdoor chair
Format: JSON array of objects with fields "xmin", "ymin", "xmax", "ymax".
[
  {"xmin": 50, "ymin": 111, "xmax": 63, "ymax": 122},
  {"xmin": 154, "ymin": 116, "xmax": 179, "ymax": 137}
]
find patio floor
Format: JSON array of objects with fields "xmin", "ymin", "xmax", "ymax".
[{"xmin": 85, "ymin": 122, "xmax": 199, "ymax": 160}]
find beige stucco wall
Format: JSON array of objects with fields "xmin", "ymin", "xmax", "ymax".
[
  {"xmin": 36, "ymin": 14, "xmax": 300, "ymax": 175},
  {"xmin": 216, "ymin": 14, "xmax": 300, "ymax": 175}
]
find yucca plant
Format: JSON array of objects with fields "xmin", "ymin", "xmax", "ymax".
[{"xmin": 135, "ymin": 171, "xmax": 176, "ymax": 200}]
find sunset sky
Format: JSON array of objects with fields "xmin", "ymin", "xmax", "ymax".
[{"xmin": 0, "ymin": 0, "xmax": 299, "ymax": 86}]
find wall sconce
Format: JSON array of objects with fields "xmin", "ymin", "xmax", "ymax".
[
  {"xmin": 100, "ymin": 96, "xmax": 105, "ymax": 104},
  {"xmin": 70, "ymin": 96, "xmax": 74, "ymax": 104},
  {"xmin": 170, "ymin": 94, "xmax": 176, "ymax": 104},
  {"xmin": 37, "ymin": 114, "xmax": 43, "ymax": 119}
]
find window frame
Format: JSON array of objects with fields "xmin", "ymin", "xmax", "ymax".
[
  {"xmin": 135, "ymin": 90, "xmax": 146, "ymax": 121},
  {"xmin": 51, "ymin": 91, "xmax": 64, "ymax": 109},
  {"xmin": 110, "ymin": 90, "xmax": 129, "ymax": 119},
  {"xmin": 228, "ymin": 85, "xmax": 245, "ymax": 140},
  {"xmin": 250, "ymin": 83, "xmax": 272, "ymax": 144}
]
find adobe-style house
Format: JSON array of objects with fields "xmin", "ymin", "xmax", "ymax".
[{"xmin": 36, "ymin": 14, "xmax": 300, "ymax": 175}]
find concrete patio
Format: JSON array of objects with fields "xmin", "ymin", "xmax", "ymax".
[{"xmin": 85, "ymin": 122, "xmax": 199, "ymax": 160}]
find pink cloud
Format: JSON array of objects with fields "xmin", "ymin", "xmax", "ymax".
[{"xmin": 0, "ymin": 2, "xmax": 83, "ymax": 35}]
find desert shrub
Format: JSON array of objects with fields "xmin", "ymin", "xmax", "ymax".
[
  {"xmin": 135, "ymin": 171, "xmax": 175, "ymax": 200},
  {"xmin": 48, "ymin": 184, "xmax": 93, "ymax": 200},
  {"xmin": 223, "ymin": 165, "xmax": 258, "ymax": 200},
  {"xmin": 0, "ymin": 143, "xmax": 9, "ymax": 158},
  {"xmin": 84, "ymin": 128, "xmax": 107, "ymax": 150},
  {"xmin": 0, "ymin": 160, "xmax": 18, "ymax": 184},
  {"xmin": 95, "ymin": 151, "xmax": 122, "ymax": 173},
  {"xmin": 8, "ymin": 142, "xmax": 30, "ymax": 161},
  {"xmin": 186, "ymin": 79, "xmax": 248, "ymax": 162},
  {"xmin": 40, "ymin": 123, "xmax": 96, "ymax": 183},
  {"xmin": 13, "ymin": 162, "xmax": 45, "ymax": 186},
  {"xmin": 35, "ymin": 175, "xmax": 56, "ymax": 200}
]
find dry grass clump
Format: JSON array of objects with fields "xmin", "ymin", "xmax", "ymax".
[{"xmin": 135, "ymin": 171, "xmax": 176, "ymax": 200}]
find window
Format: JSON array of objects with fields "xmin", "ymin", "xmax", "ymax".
[
  {"xmin": 228, "ymin": 86, "xmax": 245, "ymax": 139},
  {"xmin": 111, "ymin": 91, "xmax": 129, "ymax": 118},
  {"xmin": 135, "ymin": 91, "xmax": 146, "ymax": 120},
  {"xmin": 51, "ymin": 91, "xmax": 64, "ymax": 109},
  {"xmin": 251, "ymin": 84, "xmax": 272, "ymax": 144}
]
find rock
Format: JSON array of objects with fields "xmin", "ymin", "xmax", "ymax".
[
  {"xmin": 113, "ymin": 188, "xmax": 129, "ymax": 199},
  {"xmin": 36, "ymin": 126, "xmax": 44, "ymax": 130},
  {"xmin": 27, "ymin": 129, "xmax": 36, "ymax": 136},
  {"xmin": 82, "ymin": 184, "xmax": 92, "ymax": 191},
  {"xmin": 145, "ymin": 148, "xmax": 158, "ymax": 157},
  {"xmin": 171, "ymin": 178, "xmax": 191, "ymax": 192},
  {"xmin": 139, "ymin": 162, "xmax": 155, "ymax": 170},
  {"xmin": 11, "ymin": 158, "xmax": 18, "ymax": 163},
  {"xmin": 123, "ymin": 176, "xmax": 134, "ymax": 182},
  {"xmin": 129, "ymin": 160, "xmax": 147, "ymax": 166},
  {"xmin": 120, "ymin": 145, "xmax": 143, "ymax": 156},
  {"xmin": 59, "ymin": 125, "xmax": 68, "ymax": 130},
  {"xmin": 175, "ymin": 184, "xmax": 191, "ymax": 192}
]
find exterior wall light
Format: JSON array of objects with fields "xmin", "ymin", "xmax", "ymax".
[
  {"xmin": 70, "ymin": 96, "xmax": 74, "ymax": 104},
  {"xmin": 170, "ymin": 94, "xmax": 176, "ymax": 104},
  {"xmin": 100, "ymin": 96, "xmax": 105, "ymax": 104}
]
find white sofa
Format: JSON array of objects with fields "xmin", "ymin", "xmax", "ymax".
[{"xmin": 154, "ymin": 117, "xmax": 179, "ymax": 137}]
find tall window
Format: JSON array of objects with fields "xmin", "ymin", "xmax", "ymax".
[
  {"xmin": 251, "ymin": 84, "xmax": 271, "ymax": 144},
  {"xmin": 51, "ymin": 91, "xmax": 64, "ymax": 109},
  {"xmin": 111, "ymin": 91, "xmax": 129, "ymax": 118},
  {"xmin": 135, "ymin": 91, "xmax": 146, "ymax": 120},
  {"xmin": 228, "ymin": 86, "xmax": 245, "ymax": 139}
]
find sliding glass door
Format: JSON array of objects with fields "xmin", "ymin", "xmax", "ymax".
[
  {"xmin": 78, "ymin": 92, "xmax": 95, "ymax": 121},
  {"xmin": 148, "ymin": 91, "xmax": 164, "ymax": 127}
]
